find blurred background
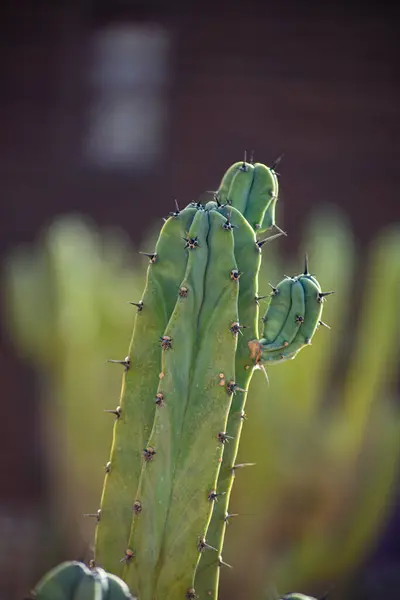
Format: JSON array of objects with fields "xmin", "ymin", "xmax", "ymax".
[{"xmin": 0, "ymin": 1, "xmax": 399, "ymax": 599}]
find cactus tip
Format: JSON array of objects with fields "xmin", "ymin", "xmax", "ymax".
[
  {"xmin": 139, "ymin": 251, "xmax": 157, "ymax": 264},
  {"xmin": 104, "ymin": 406, "xmax": 122, "ymax": 419},
  {"xmin": 129, "ymin": 300, "xmax": 144, "ymax": 312},
  {"xmin": 107, "ymin": 356, "xmax": 131, "ymax": 370}
]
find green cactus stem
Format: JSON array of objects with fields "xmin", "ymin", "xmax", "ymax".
[
  {"xmin": 95, "ymin": 206, "xmax": 197, "ymax": 576},
  {"xmin": 122, "ymin": 206, "xmax": 240, "ymax": 600}
]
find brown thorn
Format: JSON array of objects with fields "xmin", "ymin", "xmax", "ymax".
[
  {"xmin": 83, "ymin": 509, "xmax": 101, "ymax": 522},
  {"xmin": 107, "ymin": 356, "xmax": 130, "ymax": 371},
  {"xmin": 104, "ymin": 406, "xmax": 122, "ymax": 419},
  {"xmin": 128, "ymin": 300, "xmax": 144, "ymax": 312}
]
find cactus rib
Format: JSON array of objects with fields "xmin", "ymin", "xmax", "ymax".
[
  {"xmin": 195, "ymin": 205, "xmax": 262, "ymax": 598},
  {"xmin": 95, "ymin": 206, "xmax": 197, "ymax": 575}
]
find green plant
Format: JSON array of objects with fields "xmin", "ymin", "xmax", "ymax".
[
  {"xmin": 31, "ymin": 561, "xmax": 134, "ymax": 600},
  {"xmin": 15, "ymin": 158, "xmax": 333, "ymax": 600},
  {"xmin": 93, "ymin": 158, "xmax": 328, "ymax": 600}
]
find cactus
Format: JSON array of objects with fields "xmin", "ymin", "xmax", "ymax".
[
  {"xmin": 26, "ymin": 158, "xmax": 330, "ymax": 600},
  {"xmin": 94, "ymin": 158, "xmax": 327, "ymax": 600},
  {"xmin": 32, "ymin": 561, "xmax": 134, "ymax": 600}
]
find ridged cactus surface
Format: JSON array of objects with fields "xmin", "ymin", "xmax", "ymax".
[
  {"xmin": 30, "ymin": 157, "xmax": 330, "ymax": 600},
  {"xmin": 95, "ymin": 205, "xmax": 197, "ymax": 577},
  {"xmin": 94, "ymin": 159, "xmax": 328, "ymax": 600},
  {"xmin": 32, "ymin": 561, "xmax": 134, "ymax": 600}
]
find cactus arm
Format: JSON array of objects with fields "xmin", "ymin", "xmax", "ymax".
[
  {"xmin": 249, "ymin": 273, "xmax": 325, "ymax": 365},
  {"xmin": 261, "ymin": 279, "xmax": 305, "ymax": 351},
  {"xmin": 123, "ymin": 209, "xmax": 211, "ymax": 598},
  {"xmin": 216, "ymin": 160, "xmax": 255, "ymax": 213},
  {"xmin": 195, "ymin": 206, "xmax": 261, "ymax": 598},
  {"xmin": 152, "ymin": 209, "xmax": 239, "ymax": 600},
  {"xmin": 216, "ymin": 159, "xmax": 282, "ymax": 235},
  {"xmin": 95, "ymin": 207, "xmax": 197, "ymax": 575}
]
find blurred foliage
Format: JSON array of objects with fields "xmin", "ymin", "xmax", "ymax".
[
  {"xmin": 3, "ymin": 216, "xmax": 146, "ymax": 556},
  {"xmin": 3, "ymin": 206, "xmax": 400, "ymax": 600}
]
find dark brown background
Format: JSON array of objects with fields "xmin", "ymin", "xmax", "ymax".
[{"xmin": 0, "ymin": 0, "xmax": 399, "ymax": 597}]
